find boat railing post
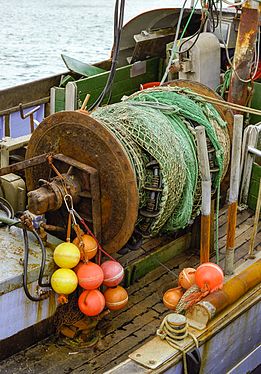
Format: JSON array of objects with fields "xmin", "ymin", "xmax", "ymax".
[
  {"xmin": 195, "ymin": 126, "xmax": 211, "ymax": 264},
  {"xmin": 225, "ymin": 114, "xmax": 243, "ymax": 275},
  {"xmin": 248, "ymin": 178, "xmax": 261, "ymax": 258}
]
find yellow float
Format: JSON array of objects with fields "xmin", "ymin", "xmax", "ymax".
[
  {"xmin": 53, "ymin": 242, "xmax": 81, "ymax": 269},
  {"xmin": 51, "ymin": 268, "xmax": 78, "ymax": 295}
]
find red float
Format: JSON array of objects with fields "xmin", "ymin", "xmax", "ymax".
[
  {"xmin": 104, "ymin": 286, "xmax": 128, "ymax": 311},
  {"xmin": 77, "ymin": 262, "xmax": 104, "ymax": 290},
  {"xmin": 78, "ymin": 289, "xmax": 105, "ymax": 316},
  {"xmin": 101, "ymin": 260, "xmax": 124, "ymax": 287},
  {"xmin": 73, "ymin": 261, "xmax": 84, "ymax": 274},
  {"xmin": 195, "ymin": 262, "xmax": 224, "ymax": 292}
]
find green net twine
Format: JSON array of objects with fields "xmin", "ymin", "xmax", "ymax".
[{"xmin": 91, "ymin": 86, "xmax": 230, "ymax": 236}]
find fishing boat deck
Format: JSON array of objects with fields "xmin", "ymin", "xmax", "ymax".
[{"xmin": 0, "ymin": 206, "xmax": 260, "ymax": 374}]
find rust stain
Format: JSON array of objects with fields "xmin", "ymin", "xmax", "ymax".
[
  {"xmin": 36, "ymin": 300, "xmax": 43, "ymax": 323},
  {"xmin": 228, "ymin": 5, "xmax": 259, "ymax": 106},
  {"xmin": 48, "ymin": 291, "xmax": 57, "ymax": 317}
]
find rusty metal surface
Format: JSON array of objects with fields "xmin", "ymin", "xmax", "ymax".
[
  {"xmin": 228, "ymin": 6, "xmax": 259, "ymax": 106},
  {"xmin": 0, "ymin": 153, "xmax": 49, "ymax": 177},
  {"xmin": 27, "ymin": 174, "xmax": 81, "ymax": 215},
  {"xmin": 53, "ymin": 153, "xmax": 102, "ymax": 240},
  {"xmin": 25, "ymin": 110, "xmax": 139, "ymax": 253}
]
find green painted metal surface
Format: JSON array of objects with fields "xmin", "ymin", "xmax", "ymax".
[
  {"xmin": 53, "ymin": 87, "xmax": 66, "ymax": 112},
  {"xmin": 250, "ymin": 82, "xmax": 261, "ymax": 125},
  {"xmin": 124, "ymin": 233, "xmax": 191, "ymax": 287},
  {"xmin": 62, "ymin": 54, "xmax": 106, "ymax": 77},
  {"xmin": 53, "ymin": 58, "xmax": 161, "ymax": 112},
  {"xmin": 248, "ymin": 162, "xmax": 261, "ymax": 211},
  {"xmin": 77, "ymin": 57, "xmax": 160, "ymax": 108}
]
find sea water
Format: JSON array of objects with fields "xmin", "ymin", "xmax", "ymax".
[{"xmin": 0, "ymin": 0, "xmax": 180, "ymax": 89}]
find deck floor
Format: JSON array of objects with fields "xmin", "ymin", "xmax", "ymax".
[{"xmin": 0, "ymin": 207, "xmax": 260, "ymax": 374}]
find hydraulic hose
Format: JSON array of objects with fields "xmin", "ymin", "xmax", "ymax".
[
  {"xmin": 0, "ymin": 205, "xmax": 51, "ymax": 302},
  {"xmin": 22, "ymin": 227, "xmax": 51, "ymax": 302},
  {"xmin": 89, "ymin": 0, "xmax": 125, "ymax": 110}
]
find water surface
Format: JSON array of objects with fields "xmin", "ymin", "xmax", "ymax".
[{"xmin": 1, "ymin": 0, "xmax": 180, "ymax": 89}]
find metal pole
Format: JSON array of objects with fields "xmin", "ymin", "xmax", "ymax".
[
  {"xmin": 227, "ymin": 1, "xmax": 260, "ymax": 107},
  {"xmin": 195, "ymin": 126, "xmax": 211, "ymax": 264},
  {"xmin": 225, "ymin": 115, "xmax": 243, "ymax": 275}
]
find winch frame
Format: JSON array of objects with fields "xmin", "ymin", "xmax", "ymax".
[{"xmin": 0, "ymin": 153, "xmax": 102, "ymax": 241}]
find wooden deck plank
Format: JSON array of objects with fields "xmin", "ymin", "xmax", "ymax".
[{"xmin": 0, "ymin": 209, "xmax": 259, "ymax": 374}]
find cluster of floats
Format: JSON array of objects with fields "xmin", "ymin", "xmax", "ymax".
[{"xmin": 0, "ymin": 0, "xmax": 260, "ymax": 373}]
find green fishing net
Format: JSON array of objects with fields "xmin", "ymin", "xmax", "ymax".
[{"xmin": 92, "ymin": 86, "xmax": 230, "ymax": 235}]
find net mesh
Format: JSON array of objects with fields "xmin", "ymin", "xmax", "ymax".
[{"xmin": 92, "ymin": 86, "xmax": 230, "ymax": 235}]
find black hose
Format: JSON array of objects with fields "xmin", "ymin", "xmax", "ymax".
[
  {"xmin": 0, "ymin": 200, "xmax": 50, "ymax": 302},
  {"xmin": 178, "ymin": 16, "xmax": 208, "ymax": 55},
  {"xmin": 22, "ymin": 227, "xmax": 50, "ymax": 302},
  {"xmin": 31, "ymin": 229, "xmax": 51, "ymax": 288},
  {"xmin": 89, "ymin": 0, "xmax": 125, "ymax": 110}
]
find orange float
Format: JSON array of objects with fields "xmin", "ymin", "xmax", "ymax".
[
  {"xmin": 178, "ymin": 267, "xmax": 196, "ymax": 289},
  {"xmin": 73, "ymin": 234, "xmax": 98, "ymax": 260},
  {"xmin": 195, "ymin": 262, "xmax": 224, "ymax": 292},
  {"xmin": 78, "ymin": 289, "xmax": 105, "ymax": 316},
  {"xmin": 163, "ymin": 287, "xmax": 183, "ymax": 310},
  {"xmin": 101, "ymin": 260, "xmax": 124, "ymax": 287},
  {"xmin": 77, "ymin": 262, "xmax": 104, "ymax": 290},
  {"xmin": 104, "ymin": 286, "xmax": 128, "ymax": 311}
]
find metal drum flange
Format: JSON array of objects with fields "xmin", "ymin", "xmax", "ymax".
[{"xmin": 25, "ymin": 110, "xmax": 139, "ymax": 253}]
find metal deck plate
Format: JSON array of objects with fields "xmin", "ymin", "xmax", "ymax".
[{"xmin": 129, "ymin": 335, "xmax": 191, "ymax": 369}]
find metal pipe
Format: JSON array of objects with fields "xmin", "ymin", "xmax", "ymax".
[
  {"xmin": 225, "ymin": 115, "xmax": 243, "ymax": 275},
  {"xmin": 239, "ymin": 124, "xmax": 261, "ymax": 205},
  {"xmin": 248, "ymin": 146, "xmax": 261, "ymax": 158},
  {"xmin": 195, "ymin": 126, "xmax": 211, "ymax": 264},
  {"xmin": 0, "ymin": 96, "xmax": 50, "ymax": 116}
]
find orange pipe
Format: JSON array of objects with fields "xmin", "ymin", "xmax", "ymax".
[
  {"xmin": 200, "ymin": 214, "xmax": 211, "ymax": 264},
  {"xmin": 226, "ymin": 202, "xmax": 238, "ymax": 250}
]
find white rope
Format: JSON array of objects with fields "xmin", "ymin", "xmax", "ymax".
[{"xmin": 160, "ymin": 0, "xmax": 189, "ymax": 85}]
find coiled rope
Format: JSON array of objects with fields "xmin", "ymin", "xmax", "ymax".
[
  {"xmin": 156, "ymin": 313, "xmax": 198, "ymax": 374},
  {"xmin": 92, "ymin": 86, "xmax": 230, "ymax": 237}
]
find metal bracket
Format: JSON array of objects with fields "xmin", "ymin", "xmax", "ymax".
[{"xmin": 19, "ymin": 103, "xmax": 40, "ymax": 133}]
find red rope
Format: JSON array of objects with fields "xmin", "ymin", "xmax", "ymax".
[{"xmin": 79, "ymin": 218, "xmax": 116, "ymax": 262}]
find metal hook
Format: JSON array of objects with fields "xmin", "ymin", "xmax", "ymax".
[{"xmin": 63, "ymin": 194, "xmax": 77, "ymax": 225}]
